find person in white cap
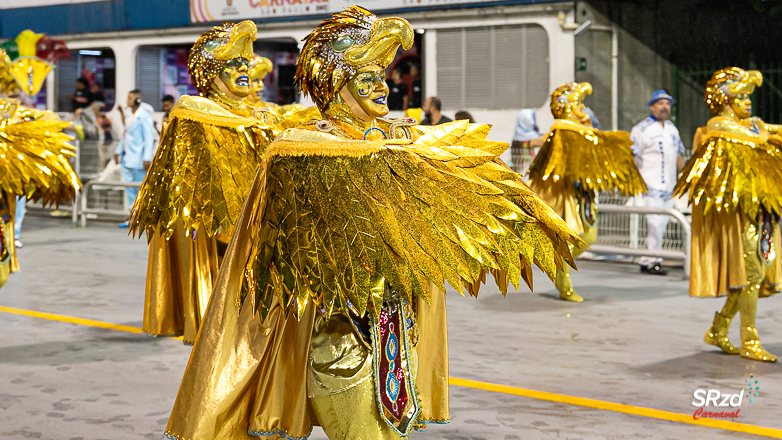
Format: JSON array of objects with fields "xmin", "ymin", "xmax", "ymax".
[{"xmin": 630, "ymin": 89, "xmax": 685, "ymax": 275}]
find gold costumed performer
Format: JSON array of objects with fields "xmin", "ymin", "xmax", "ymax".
[
  {"xmin": 0, "ymin": 48, "xmax": 80, "ymax": 289},
  {"xmin": 129, "ymin": 21, "xmax": 278, "ymax": 344},
  {"xmin": 165, "ymin": 6, "xmax": 582, "ymax": 440},
  {"xmin": 675, "ymin": 67, "xmax": 782, "ymax": 362},
  {"xmin": 245, "ymin": 53, "xmax": 321, "ymax": 127},
  {"xmin": 528, "ymin": 82, "xmax": 646, "ymax": 302}
]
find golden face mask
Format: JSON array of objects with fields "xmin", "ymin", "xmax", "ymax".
[
  {"xmin": 705, "ymin": 67, "xmax": 762, "ymax": 116},
  {"xmin": 188, "ymin": 20, "xmax": 257, "ymax": 96},
  {"xmin": 295, "ymin": 5, "xmax": 413, "ymax": 112},
  {"xmin": 217, "ymin": 56, "xmax": 251, "ymax": 99},
  {"xmin": 550, "ymin": 82, "xmax": 593, "ymax": 122},
  {"xmin": 344, "ymin": 64, "xmax": 389, "ymax": 119}
]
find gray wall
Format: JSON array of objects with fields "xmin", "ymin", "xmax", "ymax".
[{"xmin": 574, "ymin": 4, "xmax": 686, "ymax": 146}]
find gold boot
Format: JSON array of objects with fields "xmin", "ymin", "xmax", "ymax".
[
  {"xmin": 704, "ymin": 312, "xmax": 739, "ymax": 354},
  {"xmin": 555, "ymin": 267, "xmax": 583, "ymax": 303},
  {"xmin": 738, "ymin": 287, "xmax": 777, "ymax": 362}
]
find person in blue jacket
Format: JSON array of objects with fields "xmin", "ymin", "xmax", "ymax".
[{"xmin": 114, "ymin": 89, "xmax": 155, "ymax": 227}]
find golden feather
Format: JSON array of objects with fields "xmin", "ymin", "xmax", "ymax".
[
  {"xmin": 0, "ymin": 118, "xmax": 79, "ymax": 206},
  {"xmin": 241, "ymin": 122, "xmax": 583, "ymax": 321}
]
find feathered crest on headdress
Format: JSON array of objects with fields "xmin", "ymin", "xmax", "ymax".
[
  {"xmin": 705, "ymin": 67, "xmax": 762, "ymax": 116},
  {"xmin": 188, "ymin": 20, "xmax": 257, "ymax": 96},
  {"xmin": 550, "ymin": 82, "xmax": 592, "ymax": 120},
  {"xmin": 295, "ymin": 6, "xmax": 413, "ymax": 111}
]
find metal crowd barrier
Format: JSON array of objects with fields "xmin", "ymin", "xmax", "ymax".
[
  {"xmin": 78, "ymin": 180, "xmax": 139, "ymax": 227},
  {"xmin": 594, "ymin": 203, "xmax": 691, "ymax": 280}
]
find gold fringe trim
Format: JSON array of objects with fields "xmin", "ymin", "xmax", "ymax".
[
  {"xmin": 702, "ymin": 129, "xmax": 771, "ymax": 147},
  {"xmin": 170, "ymin": 107, "xmax": 258, "ymax": 129},
  {"xmin": 265, "ymin": 138, "xmax": 385, "ymax": 158}
]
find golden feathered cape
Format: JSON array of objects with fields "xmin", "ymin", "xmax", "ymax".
[
  {"xmin": 130, "ymin": 95, "xmax": 277, "ymax": 343},
  {"xmin": 528, "ymin": 119, "xmax": 646, "ymax": 233},
  {"xmin": 0, "ymin": 103, "xmax": 80, "ymax": 289},
  {"xmin": 130, "ymin": 95, "xmax": 278, "ymax": 240},
  {"xmin": 675, "ymin": 122, "xmax": 782, "ymax": 297},
  {"xmin": 166, "ymin": 120, "xmax": 582, "ymax": 440}
]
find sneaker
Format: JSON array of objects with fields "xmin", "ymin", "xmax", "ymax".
[
  {"xmin": 640, "ymin": 263, "xmax": 668, "ymax": 275},
  {"xmin": 14, "ymin": 240, "xmax": 23, "ymax": 248},
  {"xmin": 118, "ymin": 221, "xmax": 129, "ymax": 228}
]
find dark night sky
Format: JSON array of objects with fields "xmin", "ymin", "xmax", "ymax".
[{"xmin": 586, "ymin": 0, "xmax": 782, "ymax": 69}]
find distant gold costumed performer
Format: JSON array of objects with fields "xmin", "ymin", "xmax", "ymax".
[
  {"xmin": 165, "ymin": 6, "xmax": 582, "ymax": 440},
  {"xmin": 0, "ymin": 48, "xmax": 80, "ymax": 288},
  {"xmin": 129, "ymin": 21, "xmax": 278, "ymax": 344},
  {"xmin": 528, "ymin": 82, "xmax": 646, "ymax": 302},
  {"xmin": 245, "ymin": 53, "xmax": 321, "ymax": 127},
  {"xmin": 675, "ymin": 67, "xmax": 782, "ymax": 362}
]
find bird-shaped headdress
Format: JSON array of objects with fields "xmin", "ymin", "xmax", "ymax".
[
  {"xmin": 550, "ymin": 82, "xmax": 592, "ymax": 120},
  {"xmin": 188, "ymin": 20, "xmax": 257, "ymax": 96},
  {"xmin": 295, "ymin": 5, "xmax": 414, "ymax": 111},
  {"xmin": 704, "ymin": 67, "xmax": 762, "ymax": 116}
]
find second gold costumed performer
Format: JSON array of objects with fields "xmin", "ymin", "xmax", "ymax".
[
  {"xmin": 675, "ymin": 67, "xmax": 782, "ymax": 362},
  {"xmin": 0, "ymin": 48, "xmax": 80, "ymax": 289},
  {"xmin": 528, "ymin": 82, "xmax": 646, "ymax": 302},
  {"xmin": 165, "ymin": 6, "xmax": 582, "ymax": 440},
  {"xmin": 129, "ymin": 21, "xmax": 278, "ymax": 344},
  {"xmin": 245, "ymin": 53, "xmax": 321, "ymax": 127}
]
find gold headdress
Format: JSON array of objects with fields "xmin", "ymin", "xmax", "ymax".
[
  {"xmin": 550, "ymin": 82, "xmax": 592, "ymax": 119},
  {"xmin": 295, "ymin": 5, "xmax": 414, "ymax": 111},
  {"xmin": 704, "ymin": 67, "xmax": 762, "ymax": 115},
  {"xmin": 188, "ymin": 20, "xmax": 257, "ymax": 96},
  {"xmin": 248, "ymin": 54, "xmax": 273, "ymax": 81}
]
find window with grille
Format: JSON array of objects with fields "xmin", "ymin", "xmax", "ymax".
[
  {"xmin": 436, "ymin": 24, "xmax": 549, "ymax": 110},
  {"xmin": 136, "ymin": 47, "xmax": 162, "ymax": 111}
]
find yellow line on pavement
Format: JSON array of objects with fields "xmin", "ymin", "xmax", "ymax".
[
  {"xmin": 449, "ymin": 378, "xmax": 782, "ymax": 438},
  {"xmin": 1, "ymin": 305, "xmax": 779, "ymax": 437},
  {"xmin": 0, "ymin": 305, "xmax": 183, "ymax": 341}
]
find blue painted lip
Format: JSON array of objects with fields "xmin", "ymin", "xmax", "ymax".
[
  {"xmin": 236, "ymin": 75, "xmax": 249, "ymax": 86},
  {"xmin": 373, "ymin": 95, "xmax": 387, "ymax": 105}
]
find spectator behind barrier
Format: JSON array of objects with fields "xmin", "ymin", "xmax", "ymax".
[{"xmin": 420, "ymin": 96, "xmax": 452, "ymax": 125}]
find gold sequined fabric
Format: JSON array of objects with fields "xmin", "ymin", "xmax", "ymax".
[
  {"xmin": 0, "ymin": 193, "xmax": 16, "ymax": 289},
  {"xmin": 143, "ymin": 221, "xmax": 219, "ymax": 344},
  {"xmin": 528, "ymin": 120, "xmax": 647, "ymax": 198},
  {"xmin": 0, "ymin": 108, "xmax": 80, "ymax": 207},
  {"xmin": 689, "ymin": 206, "xmax": 781, "ymax": 298},
  {"xmin": 166, "ymin": 170, "xmax": 451, "ymax": 440},
  {"xmin": 240, "ymin": 120, "xmax": 581, "ymax": 323},
  {"xmin": 674, "ymin": 124, "xmax": 782, "ymax": 219},
  {"xmin": 129, "ymin": 95, "xmax": 277, "ymax": 240},
  {"xmin": 678, "ymin": 118, "xmax": 782, "ymax": 299}
]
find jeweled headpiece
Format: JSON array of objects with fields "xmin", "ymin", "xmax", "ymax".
[
  {"xmin": 188, "ymin": 20, "xmax": 257, "ymax": 96},
  {"xmin": 295, "ymin": 6, "xmax": 414, "ymax": 111},
  {"xmin": 550, "ymin": 82, "xmax": 592, "ymax": 119},
  {"xmin": 705, "ymin": 67, "xmax": 762, "ymax": 116}
]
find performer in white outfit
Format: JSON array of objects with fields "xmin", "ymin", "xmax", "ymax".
[{"xmin": 629, "ymin": 89, "xmax": 685, "ymax": 275}]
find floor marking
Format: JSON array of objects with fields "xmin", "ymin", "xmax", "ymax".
[
  {"xmin": 0, "ymin": 305, "xmax": 183, "ymax": 341},
  {"xmin": 1, "ymin": 305, "xmax": 779, "ymax": 438},
  {"xmin": 449, "ymin": 377, "xmax": 782, "ymax": 438}
]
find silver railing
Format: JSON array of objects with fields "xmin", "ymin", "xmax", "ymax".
[
  {"xmin": 78, "ymin": 180, "xmax": 139, "ymax": 227},
  {"xmin": 593, "ymin": 203, "xmax": 691, "ymax": 279}
]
